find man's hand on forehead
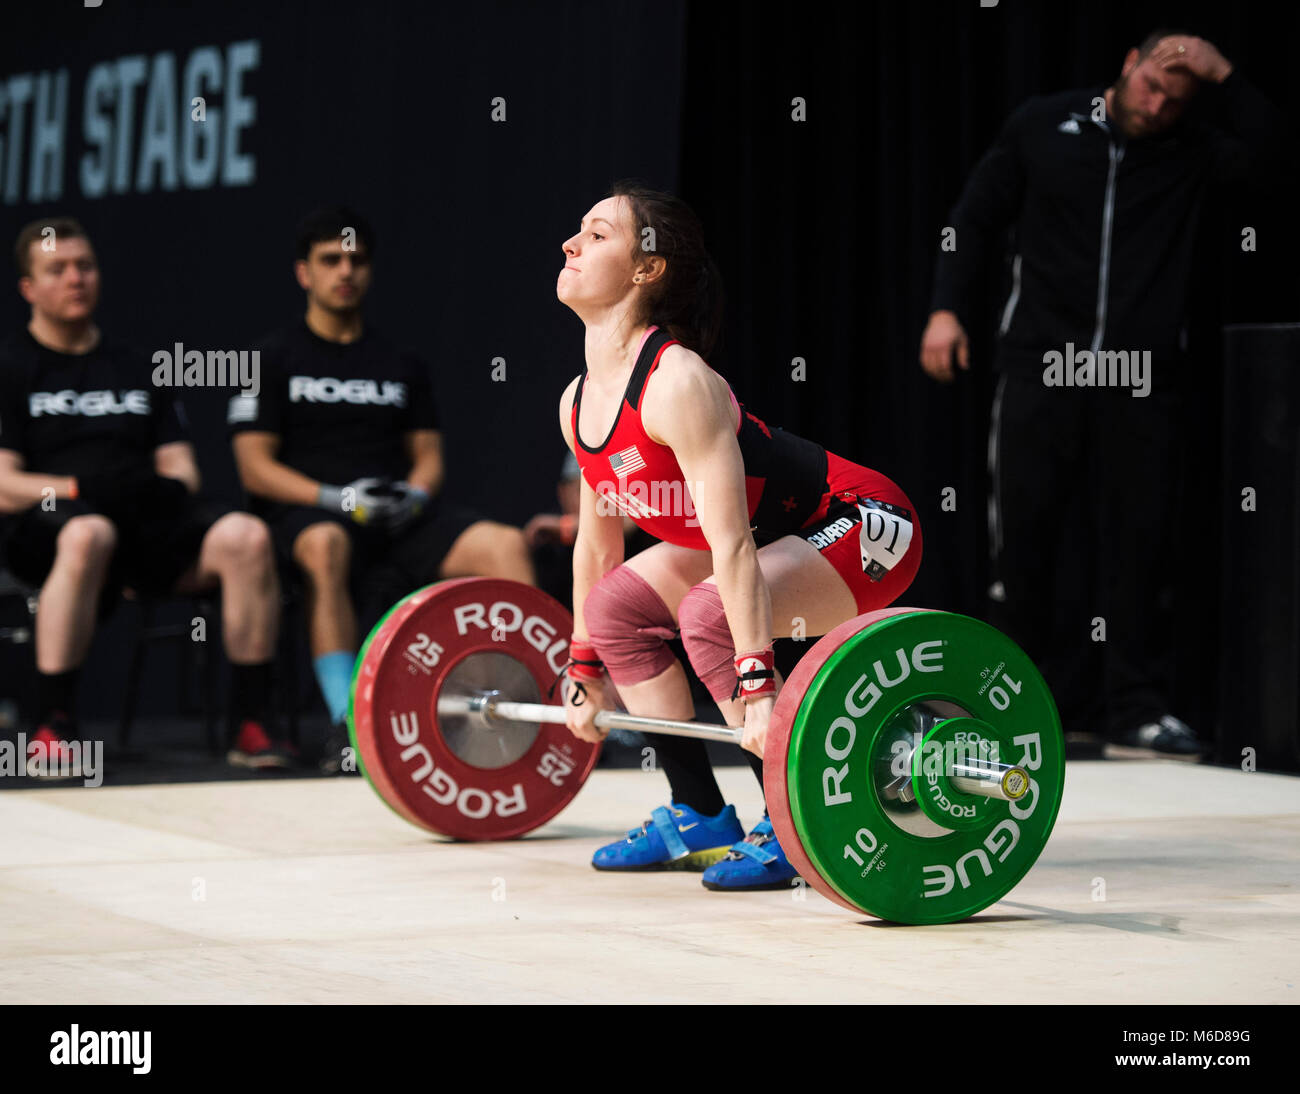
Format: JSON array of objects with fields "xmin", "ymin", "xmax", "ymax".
[{"xmin": 1148, "ymin": 35, "xmax": 1232, "ymax": 83}]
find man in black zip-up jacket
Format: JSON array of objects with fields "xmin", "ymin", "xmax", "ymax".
[{"xmin": 919, "ymin": 31, "xmax": 1288, "ymax": 753}]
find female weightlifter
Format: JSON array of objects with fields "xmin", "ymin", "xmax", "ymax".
[{"xmin": 556, "ymin": 182, "xmax": 922, "ymax": 890}]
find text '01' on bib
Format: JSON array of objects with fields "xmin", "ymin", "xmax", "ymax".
[{"xmin": 856, "ymin": 498, "xmax": 913, "ymax": 581}]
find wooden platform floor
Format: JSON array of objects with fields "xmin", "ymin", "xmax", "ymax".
[{"xmin": 2, "ymin": 760, "xmax": 1296, "ymax": 1003}]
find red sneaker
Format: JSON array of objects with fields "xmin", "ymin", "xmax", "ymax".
[
  {"xmin": 226, "ymin": 720, "xmax": 296, "ymax": 770},
  {"xmin": 27, "ymin": 724, "xmax": 83, "ymax": 780}
]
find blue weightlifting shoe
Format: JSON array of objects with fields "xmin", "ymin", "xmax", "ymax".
[
  {"xmin": 592, "ymin": 803, "xmax": 744, "ymax": 871},
  {"xmin": 701, "ymin": 815, "xmax": 800, "ymax": 891}
]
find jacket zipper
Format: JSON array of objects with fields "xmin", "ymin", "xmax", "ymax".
[{"xmin": 1091, "ymin": 139, "xmax": 1124, "ymax": 352}]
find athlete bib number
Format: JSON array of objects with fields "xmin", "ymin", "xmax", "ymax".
[{"xmin": 855, "ymin": 498, "xmax": 913, "ymax": 581}]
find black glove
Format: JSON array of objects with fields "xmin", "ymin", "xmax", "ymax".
[
  {"xmin": 383, "ymin": 483, "xmax": 430, "ymax": 534},
  {"xmin": 317, "ymin": 477, "xmax": 404, "ymax": 527}
]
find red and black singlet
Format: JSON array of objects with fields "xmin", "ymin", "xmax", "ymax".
[{"xmin": 570, "ymin": 326, "xmax": 829, "ymax": 550}]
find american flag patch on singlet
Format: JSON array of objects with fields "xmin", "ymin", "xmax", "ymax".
[{"xmin": 609, "ymin": 444, "xmax": 646, "ymax": 476}]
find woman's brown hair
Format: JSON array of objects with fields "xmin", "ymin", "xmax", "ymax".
[{"xmin": 607, "ymin": 180, "xmax": 724, "ymax": 360}]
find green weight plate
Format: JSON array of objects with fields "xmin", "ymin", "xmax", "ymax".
[
  {"xmin": 783, "ymin": 611, "xmax": 1064, "ymax": 924},
  {"xmin": 911, "ymin": 717, "xmax": 1010, "ymax": 833},
  {"xmin": 766, "ymin": 607, "xmax": 923, "ymax": 914}
]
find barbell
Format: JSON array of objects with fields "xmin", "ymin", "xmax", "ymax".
[{"xmin": 348, "ymin": 578, "xmax": 1065, "ymax": 924}]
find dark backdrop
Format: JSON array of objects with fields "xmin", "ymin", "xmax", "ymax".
[
  {"xmin": 0, "ymin": 0, "xmax": 685, "ymax": 512},
  {"xmin": 0, "ymin": 0, "xmax": 1295, "ymax": 748},
  {"xmin": 0, "ymin": 0, "xmax": 686, "ymax": 719},
  {"xmin": 676, "ymin": 0, "xmax": 1299, "ymax": 756}
]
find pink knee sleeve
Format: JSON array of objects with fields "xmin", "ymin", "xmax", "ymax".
[
  {"xmin": 582, "ymin": 565, "xmax": 679, "ymax": 686},
  {"xmin": 677, "ymin": 583, "xmax": 738, "ymax": 706}
]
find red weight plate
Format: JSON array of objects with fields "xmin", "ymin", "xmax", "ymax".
[
  {"xmin": 766, "ymin": 607, "xmax": 932, "ymax": 913},
  {"xmin": 353, "ymin": 578, "xmax": 533, "ymax": 835},
  {"xmin": 352, "ymin": 578, "xmax": 600, "ymax": 840},
  {"xmin": 351, "ymin": 579, "xmax": 480, "ymax": 833}
]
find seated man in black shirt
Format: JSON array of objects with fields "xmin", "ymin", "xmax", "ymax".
[
  {"xmin": 230, "ymin": 208, "xmax": 535, "ymax": 774},
  {"xmin": 0, "ymin": 218, "xmax": 289, "ymax": 773}
]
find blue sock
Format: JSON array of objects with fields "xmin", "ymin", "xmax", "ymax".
[{"xmin": 313, "ymin": 651, "xmax": 358, "ymax": 725}]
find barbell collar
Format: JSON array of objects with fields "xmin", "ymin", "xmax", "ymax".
[{"xmin": 949, "ymin": 761, "xmax": 1030, "ymax": 802}]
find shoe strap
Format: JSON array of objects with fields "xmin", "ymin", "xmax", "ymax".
[
  {"xmin": 649, "ymin": 806, "xmax": 691, "ymax": 861},
  {"xmin": 731, "ymin": 837, "xmax": 778, "ymax": 865}
]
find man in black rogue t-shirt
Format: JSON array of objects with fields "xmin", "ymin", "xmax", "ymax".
[
  {"xmin": 230, "ymin": 208, "xmax": 536, "ymax": 774},
  {"xmin": 0, "ymin": 218, "xmax": 291, "ymax": 774}
]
